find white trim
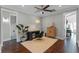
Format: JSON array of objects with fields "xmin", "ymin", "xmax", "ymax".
[
  {"xmin": 64, "ymin": 10, "xmax": 77, "ymax": 41},
  {"xmin": 1, "ymin": 8, "xmax": 17, "ymax": 15},
  {"xmin": 16, "ymin": 13, "xmax": 20, "ymax": 42},
  {"xmin": 1, "ymin": 8, "xmax": 3, "ymax": 47}
]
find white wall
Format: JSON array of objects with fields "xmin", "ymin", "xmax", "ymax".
[
  {"xmin": 1, "ymin": 8, "xmax": 41, "ymax": 42},
  {"xmin": 17, "ymin": 12, "xmax": 41, "ymax": 42},
  {"xmin": 77, "ymin": 8, "xmax": 79, "ymax": 47},
  {"xmin": 42, "ymin": 14, "xmax": 65, "ymax": 40},
  {"xmin": 42, "ymin": 15, "xmax": 55, "ymax": 33},
  {"xmin": 54, "ymin": 14, "xmax": 65, "ymax": 39},
  {"xmin": 17, "ymin": 12, "xmax": 41, "ymax": 29}
]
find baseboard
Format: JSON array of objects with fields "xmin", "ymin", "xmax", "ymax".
[{"xmin": 56, "ymin": 36, "xmax": 65, "ymax": 40}]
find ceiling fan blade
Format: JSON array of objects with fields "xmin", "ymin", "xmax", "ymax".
[
  {"xmin": 44, "ymin": 9, "xmax": 56, "ymax": 12},
  {"xmin": 43, "ymin": 5, "xmax": 49, "ymax": 10}
]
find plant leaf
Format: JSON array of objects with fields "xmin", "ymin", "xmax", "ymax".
[
  {"xmin": 16, "ymin": 25, "xmax": 21, "ymax": 30},
  {"xmin": 19, "ymin": 24, "xmax": 24, "ymax": 29}
]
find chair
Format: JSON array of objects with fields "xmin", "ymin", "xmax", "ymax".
[{"xmin": 36, "ymin": 31, "xmax": 44, "ymax": 40}]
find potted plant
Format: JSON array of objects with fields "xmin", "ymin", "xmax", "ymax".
[{"xmin": 16, "ymin": 24, "xmax": 29, "ymax": 42}]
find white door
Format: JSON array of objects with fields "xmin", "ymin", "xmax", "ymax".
[{"xmin": 10, "ymin": 15, "xmax": 17, "ymax": 40}]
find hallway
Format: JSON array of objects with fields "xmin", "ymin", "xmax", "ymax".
[{"xmin": 64, "ymin": 33, "xmax": 79, "ymax": 53}]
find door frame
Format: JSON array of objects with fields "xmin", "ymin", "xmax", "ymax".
[
  {"xmin": 1, "ymin": 8, "xmax": 18, "ymax": 46},
  {"xmin": 64, "ymin": 11, "xmax": 77, "ymax": 40},
  {"xmin": 9, "ymin": 13, "xmax": 17, "ymax": 40}
]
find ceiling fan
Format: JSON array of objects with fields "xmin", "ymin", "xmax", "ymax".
[{"xmin": 34, "ymin": 5, "xmax": 56, "ymax": 14}]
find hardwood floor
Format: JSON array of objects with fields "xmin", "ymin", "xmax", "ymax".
[
  {"xmin": 44, "ymin": 40, "xmax": 64, "ymax": 53},
  {"xmin": 2, "ymin": 39, "xmax": 31, "ymax": 53},
  {"xmin": 2, "ymin": 36, "xmax": 79, "ymax": 53},
  {"xmin": 2, "ymin": 39, "xmax": 64, "ymax": 53},
  {"xmin": 64, "ymin": 33, "xmax": 79, "ymax": 53}
]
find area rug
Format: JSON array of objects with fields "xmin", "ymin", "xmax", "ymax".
[{"xmin": 21, "ymin": 37, "xmax": 58, "ymax": 53}]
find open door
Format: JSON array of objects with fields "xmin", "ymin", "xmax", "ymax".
[{"xmin": 65, "ymin": 11, "xmax": 76, "ymax": 43}]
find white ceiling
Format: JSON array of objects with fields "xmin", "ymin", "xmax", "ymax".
[{"xmin": 0, "ymin": 5, "xmax": 79, "ymax": 17}]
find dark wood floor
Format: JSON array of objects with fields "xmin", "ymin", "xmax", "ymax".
[
  {"xmin": 2, "ymin": 36, "xmax": 79, "ymax": 53},
  {"xmin": 2, "ymin": 39, "xmax": 64, "ymax": 53},
  {"xmin": 64, "ymin": 33, "xmax": 79, "ymax": 53},
  {"xmin": 2, "ymin": 39, "xmax": 31, "ymax": 53}
]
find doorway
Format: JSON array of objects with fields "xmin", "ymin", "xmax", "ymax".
[
  {"xmin": 64, "ymin": 11, "xmax": 77, "ymax": 52},
  {"xmin": 1, "ymin": 8, "xmax": 17, "ymax": 45},
  {"xmin": 10, "ymin": 15, "xmax": 17, "ymax": 40},
  {"xmin": 65, "ymin": 11, "xmax": 76, "ymax": 43}
]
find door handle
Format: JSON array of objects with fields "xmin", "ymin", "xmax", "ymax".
[{"xmin": 13, "ymin": 30, "xmax": 15, "ymax": 32}]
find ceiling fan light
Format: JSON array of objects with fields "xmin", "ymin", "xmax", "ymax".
[{"xmin": 42, "ymin": 12, "xmax": 44, "ymax": 14}]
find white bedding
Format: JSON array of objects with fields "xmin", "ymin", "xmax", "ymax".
[{"xmin": 21, "ymin": 37, "xmax": 58, "ymax": 53}]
